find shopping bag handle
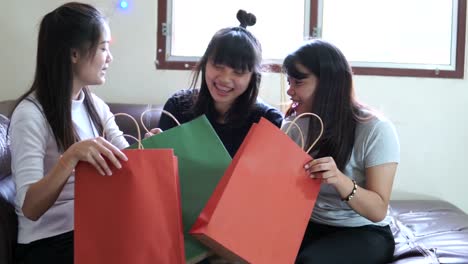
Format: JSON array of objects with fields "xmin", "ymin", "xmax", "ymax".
[
  {"xmin": 282, "ymin": 120, "xmax": 306, "ymax": 150},
  {"xmin": 284, "ymin": 113, "xmax": 324, "ymax": 153},
  {"xmin": 104, "ymin": 113, "xmax": 143, "ymax": 149},
  {"xmin": 114, "ymin": 134, "xmax": 143, "ymax": 149},
  {"xmin": 140, "ymin": 108, "xmax": 181, "ymax": 134}
]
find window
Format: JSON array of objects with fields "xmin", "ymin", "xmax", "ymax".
[{"xmin": 156, "ymin": 0, "xmax": 466, "ymax": 78}]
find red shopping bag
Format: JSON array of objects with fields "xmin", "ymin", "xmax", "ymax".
[
  {"xmin": 75, "ymin": 114, "xmax": 184, "ymax": 264},
  {"xmin": 190, "ymin": 117, "xmax": 321, "ymax": 264}
]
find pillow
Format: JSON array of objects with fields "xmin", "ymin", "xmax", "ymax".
[
  {"xmin": 0, "ymin": 177, "xmax": 14, "ymax": 204},
  {"xmin": 0, "ymin": 114, "xmax": 11, "ymax": 180}
]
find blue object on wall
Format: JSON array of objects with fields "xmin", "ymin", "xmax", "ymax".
[{"xmin": 119, "ymin": 0, "xmax": 128, "ymax": 9}]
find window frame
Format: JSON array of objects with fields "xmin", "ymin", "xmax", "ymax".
[{"xmin": 156, "ymin": 0, "xmax": 466, "ymax": 78}]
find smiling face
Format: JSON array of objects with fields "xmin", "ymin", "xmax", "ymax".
[
  {"xmin": 205, "ymin": 60, "xmax": 253, "ymax": 114},
  {"xmin": 286, "ymin": 63, "xmax": 318, "ymax": 115},
  {"xmin": 71, "ymin": 22, "xmax": 113, "ymax": 96}
]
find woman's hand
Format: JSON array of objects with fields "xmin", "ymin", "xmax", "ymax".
[
  {"xmin": 62, "ymin": 137, "xmax": 128, "ymax": 176},
  {"xmin": 144, "ymin": 128, "xmax": 163, "ymax": 139},
  {"xmin": 22, "ymin": 137, "xmax": 128, "ymax": 221},
  {"xmin": 304, "ymin": 157, "xmax": 354, "ymax": 200},
  {"xmin": 304, "ymin": 156, "xmax": 345, "ymax": 185},
  {"xmin": 305, "ymin": 157, "xmax": 398, "ymax": 222}
]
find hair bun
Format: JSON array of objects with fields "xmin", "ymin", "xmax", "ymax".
[{"xmin": 236, "ymin": 9, "xmax": 256, "ymax": 28}]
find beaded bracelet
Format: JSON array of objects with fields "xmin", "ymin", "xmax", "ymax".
[{"xmin": 342, "ymin": 179, "xmax": 357, "ymax": 202}]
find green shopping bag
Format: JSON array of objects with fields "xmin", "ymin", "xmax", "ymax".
[{"xmin": 129, "ymin": 115, "xmax": 231, "ymax": 263}]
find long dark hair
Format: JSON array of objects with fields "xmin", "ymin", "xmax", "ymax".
[
  {"xmin": 11, "ymin": 2, "xmax": 106, "ymax": 151},
  {"xmin": 283, "ymin": 40, "xmax": 371, "ymax": 170},
  {"xmin": 191, "ymin": 10, "xmax": 262, "ymax": 125}
]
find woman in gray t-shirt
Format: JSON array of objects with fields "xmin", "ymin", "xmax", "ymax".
[{"xmin": 282, "ymin": 40, "xmax": 400, "ymax": 264}]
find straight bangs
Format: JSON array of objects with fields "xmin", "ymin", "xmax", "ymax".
[
  {"xmin": 283, "ymin": 55, "xmax": 308, "ymax": 80},
  {"xmin": 210, "ymin": 35, "xmax": 257, "ymax": 73}
]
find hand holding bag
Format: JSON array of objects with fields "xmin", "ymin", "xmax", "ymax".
[
  {"xmin": 75, "ymin": 113, "xmax": 184, "ymax": 264},
  {"xmin": 190, "ymin": 113, "xmax": 323, "ymax": 264},
  {"xmin": 131, "ymin": 110, "xmax": 233, "ymax": 263}
]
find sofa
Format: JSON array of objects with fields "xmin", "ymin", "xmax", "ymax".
[{"xmin": 1, "ymin": 99, "xmax": 467, "ymax": 264}]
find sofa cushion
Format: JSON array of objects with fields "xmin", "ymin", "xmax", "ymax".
[
  {"xmin": 389, "ymin": 200, "xmax": 468, "ymax": 264},
  {"xmin": 0, "ymin": 114, "xmax": 11, "ymax": 181},
  {"xmin": 0, "ymin": 176, "xmax": 15, "ymax": 204}
]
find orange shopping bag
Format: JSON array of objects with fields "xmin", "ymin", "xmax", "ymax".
[
  {"xmin": 75, "ymin": 114, "xmax": 184, "ymax": 264},
  {"xmin": 190, "ymin": 115, "xmax": 322, "ymax": 264}
]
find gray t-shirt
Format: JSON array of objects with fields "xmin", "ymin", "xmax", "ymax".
[{"xmin": 282, "ymin": 113, "xmax": 400, "ymax": 227}]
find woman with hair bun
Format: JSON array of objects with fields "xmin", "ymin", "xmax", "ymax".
[{"xmin": 155, "ymin": 10, "xmax": 283, "ymax": 157}]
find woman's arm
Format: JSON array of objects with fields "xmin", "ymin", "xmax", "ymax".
[
  {"xmin": 21, "ymin": 152, "xmax": 75, "ymax": 221},
  {"xmin": 21, "ymin": 137, "xmax": 128, "ymax": 221},
  {"xmin": 306, "ymin": 158, "xmax": 397, "ymax": 222},
  {"xmin": 350, "ymin": 163, "xmax": 397, "ymax": 222},
  {"xmin": 305, "ymin": 118, "xmax": 400, "ymax": 222},
  {"xmin": 11, "ymin": 101, "xmax": 128, "ymax": 221}
]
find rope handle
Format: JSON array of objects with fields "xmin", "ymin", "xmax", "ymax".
[
  {"xmin": 110, "ymin": 134, "xmax": 144, "ymax": 149},
  {"xmin": 103, "ymin": 113, "xmax": 143, "ymax": 149},
  {"xmin": 281, "ymin": 120, "xmax": 305, "ymax": 150},
  {"xmin": 140, "ymin": 108, "xmax": 181, "ymax": 134},
  {"xmin": 284, "ymin": 112, "xmax": 324, "ymax": 153}
]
